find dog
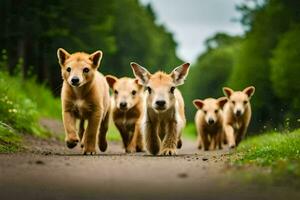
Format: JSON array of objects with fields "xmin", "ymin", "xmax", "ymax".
[
  {"xmin": 193, "ymin": 97, "xmax": 227, "ymax": 150},
  {"xmin": 222, "ymin": 86, "xmax": 255, "ymax": 148},
  {"xmin": 106, "ymin": 75, "xmax": 144, "ymax": 153},
  {"xmin": 57, "ymin": 48, "xmax": 110, "ymax": 155},
  {"xmin": 131, "ymin": 62, "xmax": 190, "ymax": 155}
]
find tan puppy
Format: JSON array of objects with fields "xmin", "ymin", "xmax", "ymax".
[
  {"xmin": 222, "ymin": 86, "xmax": 255, "ymax": 148},
  {"xmin": 57, "ymin": 48, "xmax": 110, "ymax": 155},
  {"xmin": 106, "ymin": 75, "xmax": 144, "ymax": 153},
  {"xmin": 131, "ymin": 62, "xmax": 190, "ymax": 156},
  {"xmin": 193, "ymin": 97, "xmax": 227, "ymax": 150}
]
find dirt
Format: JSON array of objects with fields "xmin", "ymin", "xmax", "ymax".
[{"xmin": 0, "ymin": 120, "xmax": 299, "ymax": 200}]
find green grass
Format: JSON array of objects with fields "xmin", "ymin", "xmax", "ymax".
[
  {"xmin": 0, "ymin": 123, "xmax": 22, "ymax": 153},
  {"xmin": 183, "ymin": 123, "xmax": 197, "ymax": 140},
  {"xmin": 0, "ymin": 69, "xmax": 61, "ymax": 152},
  {"xmin": 231, "ymin": 129, "xmax": 300, "ymax": 185}
]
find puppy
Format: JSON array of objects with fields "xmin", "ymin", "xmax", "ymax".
[
  {"xmin": 193, "ymin": 97, "xmax": 227, "ymax": 150},
  {"xmin": 131, "ymin": 62, "xmax": 190, "ymax": 156},
  {"xmin": 222, "ymin": 86, "xmax": 255, "ymax": 148},
  {"xmin": 106, "ymin": 75, "xmax": 144, "ymax": 153},
  {"xmin": 57, "ymin": 48, "xmax": 110, "ymax": 155}
]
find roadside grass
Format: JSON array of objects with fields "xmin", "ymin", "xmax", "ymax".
[
  {"xmin": 231, "ymin": 129, "xmax": 300, "ymax": 186},
  {"xmin": 183, "ymin": 123, "xmax": 197, "ymax": 140},
  {"xmin": 0, "ymin": 70, "xmax": 61, "ymax": 152},
  {"xmin": 0, "ymin": 123, "xmax": 22, "ymax": 153}
]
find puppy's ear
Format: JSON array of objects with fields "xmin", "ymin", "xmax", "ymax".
[
  {"xmin": 171, "ymin": 63, "xmax": 190, "ymax": 86},
  {"xmin": 243, "ymin": 86, "xmax": 255, "ymax": 98},
  {"xmin": 134, "ymin": 79, "xmax": 143, "ymax": 90},
  {"xmin": 130, "ymin": 62, "xmax": 151, "ymax": 86},
  {"xmin": 105, "ymin": 75, "xmax": 118, "ymax": 89},
  {"xmin": 223, "ymin": 87, "xmax": 234, "ymax": 98},
  {"xmin": 89, "ymin": 50, "xmax": 103, "ymax": 68},
  {"xmin": 57, "ymin": 48, "xmax": 70, "ymax": 66},
  {"xmin": 193, "ymin": 99, "xmax": 204, "ymax": 109},
  {"xmin": 217, "ymin": 97, "xmax": 228, "ymax": 109}
]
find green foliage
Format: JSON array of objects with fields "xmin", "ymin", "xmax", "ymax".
[
  {"xmin": 0, "ymin": 70, "xmax": 61, "ymax": 137},
  {"xmin": 270, "ymin": 25, "xmax": 300, "ymax": 121},
  {"xmin": 0, "ymin": 123, "xmax": 22, "ymax": 153},
  {"xmin": 183, "ymin": 33, "xmax": 241, "ymax": 121},
  {"xmin": 232, "ymin": 129, "xmax": 300, "ymax": 183},
  {"xmin": 0, "ymin": 0, "xmax": 180, "ymax": 92},
  {"xmin": 188, "ymin": 0, "xmax": 300, "ymax": 131},
  {"xmin": 183, "ymin": 123, "xmax": 197, "ymax": 140}
]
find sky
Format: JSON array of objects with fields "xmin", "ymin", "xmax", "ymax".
[{"xmin": 139, "ymin": 0, "xmax": 245, "ymax": 63}]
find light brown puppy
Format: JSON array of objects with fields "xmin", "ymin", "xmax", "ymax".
[
  {"xmin": 131, "ymin": 62, "xmax": 190, "ymax": 156},
  {"xmin": 106, "ymin": 75, "xmax": 144, "ymax": 153},
  {"xmin": 57, "ymin": 48, "xmax": 110, "ymax": 155},
  {"xmin": 193, "ymin": 97, "xmax": 227, "ymax": 151},
  {"xmin": 222, "ymin": 86, "xmax": 255, "ymax": 148}
]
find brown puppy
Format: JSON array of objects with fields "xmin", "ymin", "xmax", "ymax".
[
  {"xmin": 57, "ymin": 48, "xmax": 110, "ymax": 155},
  {"xmin": 193, "ymin": 97, "xmax": 227, "ymax": 150},
  {"xmin": 222, "ymin": 86, "xmax": 255, "ymax": 148},
  {"xmin": 106, "ymin": 75, "xmax": 144, "ymax": 153},
  {"xmin": 131, "ymin": 62, "xmax": 190, "ymax": 156}
]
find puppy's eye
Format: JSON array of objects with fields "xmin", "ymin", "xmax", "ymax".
[
  {"xmin": 203, "ymin": 110, "xmax": 207, "ymax": 114},
  {"xmin": 232, "ymin": 101, "xmax": 235, "ymax": 105},
  {"xmin": 243, "ymin": 100, "xmax": 248, "ymax": 104},
  {"xmin": 66, "ymin": 67, "xmax": 71, "ymax": 72},
  {"xmin": 83, "ymin": 68, "xmax": 89, "ymax": 73},
  {"xmin": 132, "ymin": 90, "xmax": 136, "ymax": 95},
  {"xmin": 147, "ymin": 86, "xmax": 152, "ymax": 94},
  {"xmin": 114, "ymin": 90, "xmax": 118, "ymax": 95},
  {"xmin": 215, "ymin": 109, "xmax": 218, "ymax": 113},
  {"xmin": 170, "ymin": 86, "xmax": 176, "ymax": 94}
]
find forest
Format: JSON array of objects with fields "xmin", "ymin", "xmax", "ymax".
[{"xmin": 0, "ymin": 0, "xmax": 300, "ymax": 133}]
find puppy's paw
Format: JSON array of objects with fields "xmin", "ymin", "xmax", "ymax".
[
  {"xmin": 83, "ymin": 146, "xmax": 96, "ymax": 155},
  {"xmin": 136, "ymin": 146, "xmax": 145, "ymax": 153},
  {"xmin": 177, "ymin": 139, "xmax": 182, "ymax": 149},
  {"xmin": 99, "ymin": 139, "xmax": 107, "ymax": 152},
  {"xmin": 66, "ymin": 137, "xmax": 79, "ymax": 149},
  {"xmin": 160, "ymin": 148, "xmax": 176, "ymax": 156},
  {"xmin": 125, "ymin": 147, "xmax": 136, "ymax": 153}
]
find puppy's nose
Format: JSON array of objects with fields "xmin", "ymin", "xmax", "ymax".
[
  {"xmin": 119, "ymin": 102, "xmax": 127, "ymax": 109},
  {"xmin": 71, "ymin": 77, "xmax": 80, "ymax": 85},
  {"xmin": 155, "ymin": 100, "xmax": 166, "ymax": 107},
  {"xmin": 235, "ymin": 110, "xmax": 242, "ymax": 117},
  {"xmin": 208, "ymin": 118, "xmax": 215, "ymax": 125}
]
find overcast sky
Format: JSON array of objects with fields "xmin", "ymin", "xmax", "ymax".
[{"xmin": 139, "ymin": 0, "xmax": 245, "ymax": 62}]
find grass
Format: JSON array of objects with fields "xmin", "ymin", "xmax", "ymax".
[
  {"xmin": 231, "ymin": 129, "xmax": 300, "ymax": 185},
  {"xmin": 0, "ymin": 123, "xmax": 22, "ymax": 153},
  {"xmin": 0, "ymin": 65, "xmax": 61, "ymax": 152},
  {"xmin": 183, "ymin": 123, "xmax": 197, "ymax": 140}
]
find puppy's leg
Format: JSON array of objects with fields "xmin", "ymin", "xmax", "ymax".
[
  {"xmin": 161, "ymin": 120, "xmax": 177, "ymax": 156},
  {"xmin": 83, "ymin": 114, "xmax": 101, "ymax": 155},
  {"xmin": 63, "ymin": 112, "xmax": 79, "ymax": 149},
  {"xmin": 236, "ymin": 126, "xmax": 247, "ymax": 147},
  {"xmin": 197, "ymin": 133, "xmax": 202, "ymax": 149},
  {"xmin": 201, "ymin": 131, "xmax": 210, "ymax": 151},
  {"xmin": 126, "ymin": 125, "xmax": 138, "ymax": 153},
  {"xmin": 177, "ymin": 136, "xmax": 182, "ymax": 149},
  {"xmin": 217, "ymin": 131, "xmax": 223, "ymax": 150},
  {"xmin": 79, "ymin": 119, "xmax": 85, "ymax": 148},
  {"xmin": 98, "ymin": 111, "xmax": 109, "ymax": 152},
  {"xmin": 145, "ymin": 121, "xmax": 161, "ymax": 155},
  {"xmin": 224, "ymin": 124, "xmax": 236, "ymax": 149},
  {"xmin": 210, "ymin": 134, "xmax": 217, "ymax": 150},
  {"xmin": 135, "ymin": 126, "xmax": 145, "ymax": 152},
  {"xmin": 116, "ymin": 124, "xmax": 130, "ymax": 151}
]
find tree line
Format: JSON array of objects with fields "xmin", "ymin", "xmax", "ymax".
[
  {"xmin": 183, "ymin": 0, "xmax": 300, "ymax": 132},
  {"xmin": 0, "ymin": 0, "xmax": 180, "ymax": 95}
]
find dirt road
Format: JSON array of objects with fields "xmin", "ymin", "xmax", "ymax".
[{"xmin": 0, "ymin": 120, "xmax": 299, "ymax": 200}]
